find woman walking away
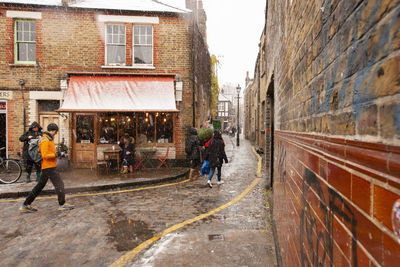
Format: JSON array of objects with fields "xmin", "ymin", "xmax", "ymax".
[
  {"xmin": 20, "ymin": 123, "xmax": 74, "ymax": 212},
  {"xmin": 206, "ymin": 130, "xmax": 228, "ymax": 188},
  {"xmin": 185, "ymin": 127, "xmax": 200, "ymax": 179},
  {"xmin": 119, "ymin": 133, "xmax": 135, "ymax": 173},
  {"xmin": 19, "ymin": 121, "xmax": 43, "ymax": 183}
]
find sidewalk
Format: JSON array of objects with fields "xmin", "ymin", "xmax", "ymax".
[{"xmin": 0, "ymin": 167, "xmax": 189, "ymax": 199}]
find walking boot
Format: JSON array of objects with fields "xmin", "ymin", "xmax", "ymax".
[
  {"xmin": 25, "ymin": 173, "xmax": 31, "ymax": 183},
  {"xmin": 36, "ymin": 171, "xmax": 41, "ymax": 182}
]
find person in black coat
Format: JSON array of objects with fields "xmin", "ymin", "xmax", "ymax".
[
  {"xmin": 19, "ymin": 121, "xmax": 43, "ymax": 183},
  {"xmin": 119, "ymin": 133, "xmax": 135, "ymax": 173},
  {"xmin": 205, "ymin": 130, "xmax": 228, "ymax": 187},
  {"xmin": 185, "ymin": 127, "xmax": 200, "ymax": 179}
]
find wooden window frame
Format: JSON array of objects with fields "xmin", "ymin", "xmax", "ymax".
[
  {"xmin": 105, "ymin": 23, "xmax": 126, "ymax": 66},
  {"xmin": 14, "ymin": 19, "xmax": 36, "ymax": 65},
  {"xmin": 133, "ymin": 25, "xmax": 154, "ymax": 67}
]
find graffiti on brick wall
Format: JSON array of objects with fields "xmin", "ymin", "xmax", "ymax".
[
  {"xmin": 300, "ymin": 168, "xmax": 358, "ymax": 266},
  {"xmin": 311, "ymin": 0, "xmax": 400, "ymax": 123},
  {"xmin": 276, "ymin": 140, "xmax": 287, "ymax": 183}
]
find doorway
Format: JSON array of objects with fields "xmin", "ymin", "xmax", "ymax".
[
  {"xmin": 266, "ymin": 76, "xmax": 274, "ymax": 189},
  {"xmin": 72, "ymin": 114, "xmax": 97, "ymax": 168}
]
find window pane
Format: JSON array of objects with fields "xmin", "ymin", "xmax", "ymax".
[
  {"xmin": 30, "ymin": 21, "xmax": 36, "ymax": 32},
  {"xmin": 156, "ymin": 113, "xmax": 173, "ymax": 143},
  {"xmin": 18, "ymin": 43, "xmax": 27, "ymax": 61},
  {"xmin": 134, "ymin": 35, "xmax": 139, "ymax": 45},
  {"xmin": 27, "ymin": 43, "xmax": 36, "ymax": 61},
  {"xmin": 134, "ymin": 45, "xmax": 152, "ymax": 64},
  {"xmin": 106, "ymin": 34, "xmax": 112, "ymax": 44},
  {"xmin": 23, "ymin": 31, "xmax": 29, "ymax": 41},
  {"xmin": 119, "ymin": 25, "xmax": 125, "ymax": 34},
  {"xmin": 139, "ymin": 35, "xmax": 145, "ymax": 44},
  {"xmin": 113, "ymin": 25, "xmax": 118, "ymax": 34},
  {"xmin": 17, "ymin": 21, "xmax": 22, "ymax": 31},
  {"xmin": 107, "ymin": 25, "xmax": 112, "ymax": 34},
  {"xmin": 76, "ymin": 115, "xmax": 94, "ymax": 143},
  {"xmin": 134, "ymin": 26, "xmax": 139, "ymax": 35},
  {"xmin": 107, "ymin": 45, "xmax": 125, "ymax": 64},
  {"xmin": 30, "ymin": 31, "xmax": 36, "ymax": 42},
  {"xmin": 118, "ymin": 113, "xmax": 136, "ymax": 142},
  {"xmin": 99, "ymin": 113, "xmax": 117, "ymax": 144},
  {"xmin": 146, "ymin": 35, "xmax": 152, "ymax": 45},
  {"xmin": 119, "ymin": 33, "xmax": 125, "ymax": 44},
  {"xmin": 137, "ymin": 113, "xmax": 154, "ymax": 143},
  {"xmin": 146, "ymin": 26, "xmax": 152, "ymax": 35},
  {"xmin": 17, "ymin": 31, "xmax": 23, "ymax": 41},
  {"xmin": 23, "ymin": 21, "xmax": 29, "ymax": 31}
]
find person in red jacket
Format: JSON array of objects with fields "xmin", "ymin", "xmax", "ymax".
[{"xmin": 20, "ymin": 123, "xmax": 74, "ymax": 212}]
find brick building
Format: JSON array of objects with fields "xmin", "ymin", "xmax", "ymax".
[
  {"xmin": 0, "ymin": 0, "xmax": 211, "ymax": 167},
  {"xmin": 245, "ymin": 0, "xmax": 400, "ymax": 265}
]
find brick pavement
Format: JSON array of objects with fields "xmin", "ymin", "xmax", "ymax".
[{"xmin": 0, "ymin": 135, "xmax": 277, "ymax": 267}]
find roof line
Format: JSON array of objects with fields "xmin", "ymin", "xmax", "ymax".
[{"xmin": 151, "ymin": 0, "xmax": 191, "ymax": 13}]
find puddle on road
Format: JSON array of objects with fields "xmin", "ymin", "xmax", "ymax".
[{"xmin": 107, "ymin": 214, "xmax": 154, "ymax": 252}]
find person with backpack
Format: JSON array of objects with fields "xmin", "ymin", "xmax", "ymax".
[
  {"xmin": 205, "ymin": 130, "xmax": 228, "ymax": 188},
  {"xmin": 19, "ymin": 121, "xmax": 43, "ymax": 183},
  {"xmin": 20, "ymin": 123, "xmax": 74, "ymax": 212},
  {"xmin": 185, "ymin": 127, "xmax": 200, "ymax": 180}
]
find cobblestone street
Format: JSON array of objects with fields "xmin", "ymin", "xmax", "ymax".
[{"xmin": 0, "ymin": 136, "xmax": 276, "ymax": 267}]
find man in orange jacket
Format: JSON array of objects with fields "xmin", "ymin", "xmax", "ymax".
[{"xmin": 20, "ymin": 123, "xmax": 74, "ymax": 212}]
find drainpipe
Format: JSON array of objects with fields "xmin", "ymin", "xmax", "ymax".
[
  {"xmin": 191, "ymin": 11, "xmax": 196, "ymax": 127},
  {"xmin": 18, "ymin": 79, "xmax": 26, "ymax": 132}
]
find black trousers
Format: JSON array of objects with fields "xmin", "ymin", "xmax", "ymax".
[
  {"xmin": 24, "ymin": 168, "xmax": 65, "ymax": 206},
  {"xmin": 25, "ymin": 158, "xmax": 41, "ymax": 174}
]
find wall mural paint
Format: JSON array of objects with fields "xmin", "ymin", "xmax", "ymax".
[{"xmin": 300, "ymin": 168, "xmax": 357, "ymax": 266}]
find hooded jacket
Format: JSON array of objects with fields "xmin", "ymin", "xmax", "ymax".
[
  {"xmin": 19, "ymin": 121, "xmax": 43, "ymax": 160},
  {"xmin": 206, "ymin": 131, "xmax": 228, "ymax": 168},
  {"xmin": 39, "ymin": 132, "xmax": 57, "ymax": 169},
  {"xmin": 185, "ymin": 127, "xmax": 200, "ymax": 160}
]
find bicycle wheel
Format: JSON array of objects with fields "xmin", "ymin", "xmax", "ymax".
[{"xmin": 0, "ymin": 159, "xmax": 22, "ymax": 184}]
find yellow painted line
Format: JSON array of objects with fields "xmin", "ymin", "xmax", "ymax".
[
  {"xmin": 252, "ymin": 146, "xmax": 262, "ymax": 177},
  {"xmin": 110, "ymin": 177, "xmax": 262, "ymax": 267},
  {"xmin": 0, "ymin": 177, "xmax": 193, "ymax": 203}
]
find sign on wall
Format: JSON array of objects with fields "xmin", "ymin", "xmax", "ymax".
[{"xmin": 0, "ymin": 91, "xmax": 13, "ymax": 100}]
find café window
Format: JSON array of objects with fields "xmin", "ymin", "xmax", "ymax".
[
  {"xmin": 137, "ymin": 113, "xmax": 155, "ymax": 143},
  {"xmin": 156, "ymin": 113, "xmax": 173, "ymax": 143},
  {"xmin": 98, "ymin": 112, "xmax": 173, "ymax": 145}
]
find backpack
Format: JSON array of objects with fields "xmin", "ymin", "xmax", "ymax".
[
  {"xmin": 185, "ymin": 137, "xmax": 193, "ymax": 155},
  {"xmin": 28, "ymin": 136, "xmax": 47, "ymax": 163}
]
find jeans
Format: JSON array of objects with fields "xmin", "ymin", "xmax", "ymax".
[
  {"xmin": 25, "ymin": 158, "xmax": 41, "ymax": 175},
  {"xmin": 24, "ymin": 168, "xmax": 65, "ymax": 206},
  {"xmin": 208, "ymin": 166, "xmax": 222, "ymax": 182}
]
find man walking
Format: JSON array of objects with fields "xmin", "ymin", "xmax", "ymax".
[
  {"xmin": 20, "ymin": 123, "xmax": 74, "ymax": 212},
  {"xmin": 19, "ymin": 121, "xmax": 43, "ymax": 182}
]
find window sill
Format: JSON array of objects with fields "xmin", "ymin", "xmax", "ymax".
[
  {"xmin": 101, "ymin": 65, "xmax": 156, "ymax": 70},
  {"xmin": 9, "ymin": 63, "xmax": 38, "ymax": 68}
]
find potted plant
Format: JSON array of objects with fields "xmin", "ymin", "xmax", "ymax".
[{"xmin": 56, "ymin": 138, "xmax": 69, "ymax": 171}]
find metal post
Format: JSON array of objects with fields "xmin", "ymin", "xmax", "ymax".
[{"xmin": 236, "ymin": 91, "xmax": 240, "ymax": 146}]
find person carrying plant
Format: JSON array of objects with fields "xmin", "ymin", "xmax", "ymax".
[{"xmin": 185, "ymin": 127, "xmax": 200, "ymax": 179}]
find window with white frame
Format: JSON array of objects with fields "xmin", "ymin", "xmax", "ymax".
[
  {"xmin": 15, "ymin": 20, "xmax": 36, "ymax": 63},
  {"xmin": 133, "ymin": 25, "xmax": 153, "ymax": 65},
  {"xmin": 106, "ymin": 24, "xmax": 126, "ymax": 65},
  {"xmin": 218, "ymin": 102, "xmax": 224, "ymax": 111}
]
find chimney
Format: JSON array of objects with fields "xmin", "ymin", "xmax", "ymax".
[{"xmin": 245, "ymin": 71, "xmax": 250, "ymax": 86}]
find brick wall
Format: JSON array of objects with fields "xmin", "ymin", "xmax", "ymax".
[
  {"xmin": 0, "ymin": 4, "xmax": 211, "ymax": 160},
  {"xmin": 262, "ymin": 0, "xmax": 400, "ymax": 265}
]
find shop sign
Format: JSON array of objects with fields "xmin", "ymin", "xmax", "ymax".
[{"xmin": 0, "ymin": 91, "xmax": 13, "ymax": 100}]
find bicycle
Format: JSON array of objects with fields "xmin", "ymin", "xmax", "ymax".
[{"xmin": 0, "ymin": 147, "xmax": 22, "ymax": 184}]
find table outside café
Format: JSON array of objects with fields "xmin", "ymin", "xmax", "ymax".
[
  {"xmin": 103, "ymin": 148, "xmax": 120, "ymax": 171},
  {"xmin": 138, "ymin": 147, "xmax": 157, "ymax": 169}
]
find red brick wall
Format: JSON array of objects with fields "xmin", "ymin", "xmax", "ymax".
[
  {"xmin": 273, "ymin": 131, "xmax": 400, "ymax": 266},
  {"xmin": 261, "ymin": 0, "xmax": 400, "ymax": 265}
]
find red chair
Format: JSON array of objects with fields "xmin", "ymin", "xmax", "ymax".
[
  {"xmin": 157, "ymin": 146, "xmax": 170, "ymax": 169},
  {"xmin": 134, "ymin": 157, "xmax": 145, "ymax": 171}
]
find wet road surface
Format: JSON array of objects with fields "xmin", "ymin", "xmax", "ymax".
[{"xmin": 0, "ymin": 136, "xmax": 276, "ymax": 267}]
